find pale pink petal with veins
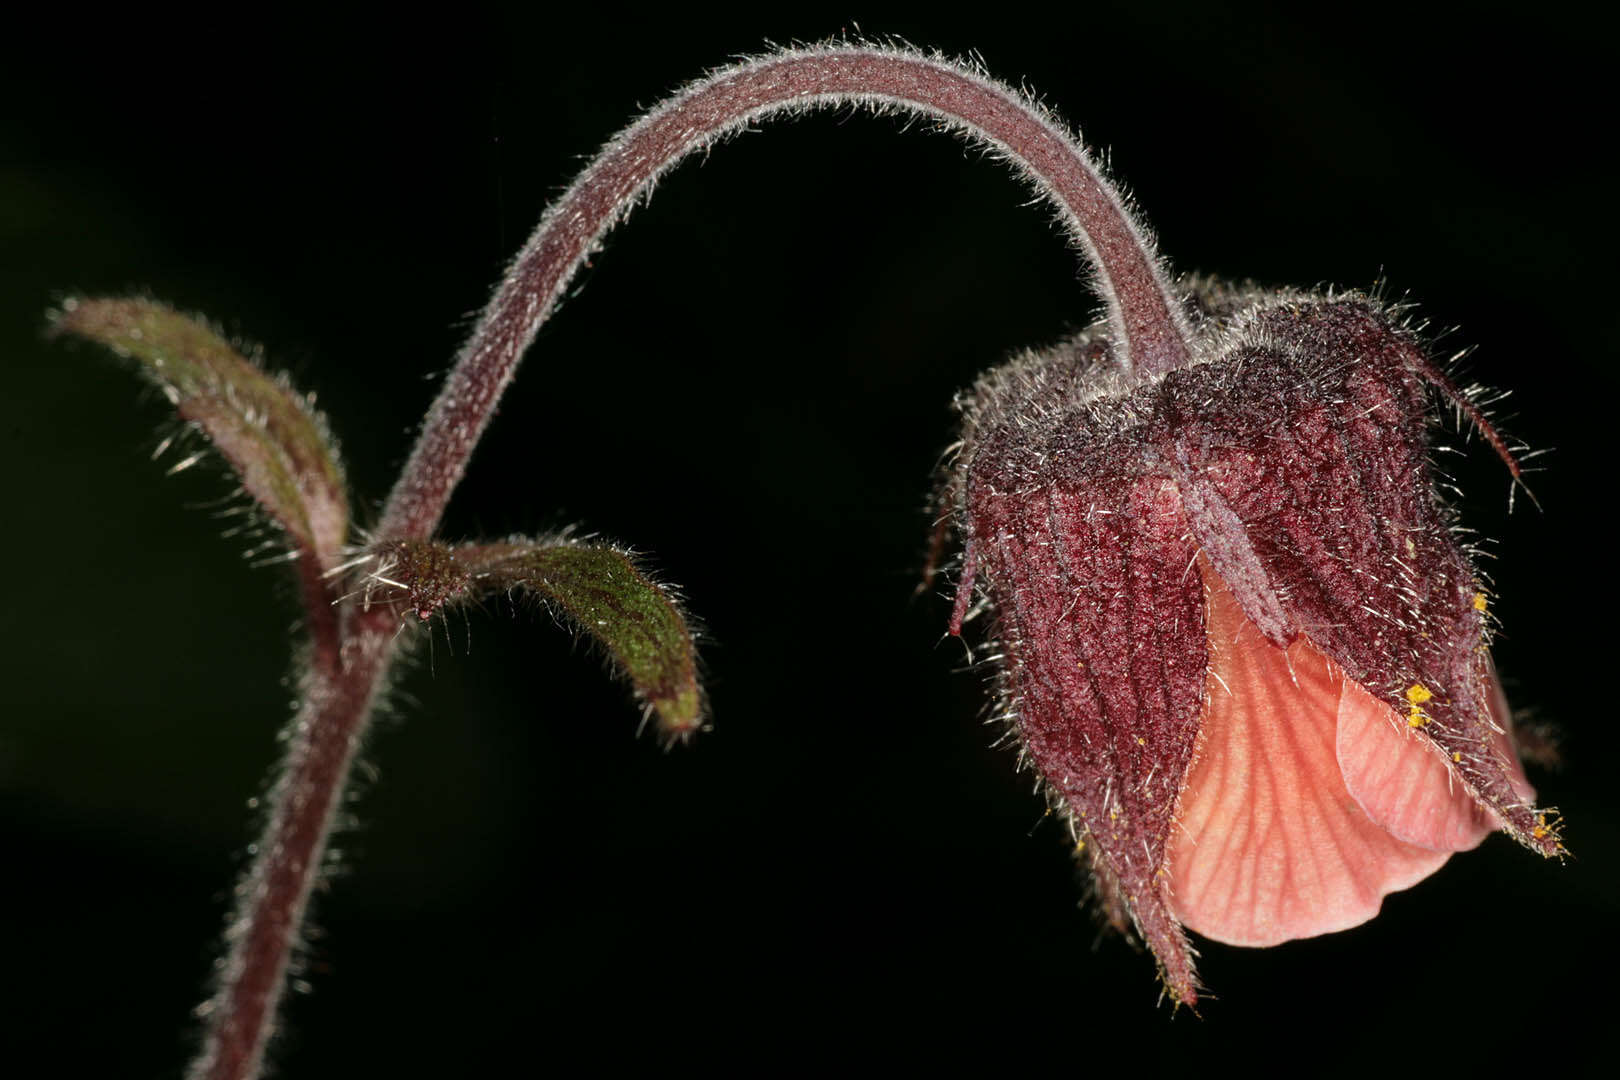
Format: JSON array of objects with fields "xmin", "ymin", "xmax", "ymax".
[
  {"xmin": 1167, "ymin": 573, "xmax": 1482, "ymax": 946},
  {"xmin": 1336, "ymin": 678, "xmax": 1502, "ymax": 854}
]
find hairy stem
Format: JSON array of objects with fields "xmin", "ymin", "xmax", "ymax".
[
  {"xmin": 191, "ymin": 42, "xmax": 1196, "ymax": 1078},
  {"xmin": 380, "ymin": 42, "xmax": 1190, "ymax": 542},
  {"xmin": 188, "ymin": 607, "xmax": 397, "ymax": 1080},
  {"xmin": 295, "ymin": 559, "xmax": 344, "ymax": 681}
]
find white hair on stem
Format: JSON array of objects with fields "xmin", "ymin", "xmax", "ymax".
[
  {"xmin": 190, "ymin": 41, "xmax": 1200, "ymax": 1080},
  {"xmin": 380, "ymin": 40, "xmax": 1192, "ymax": 543}
]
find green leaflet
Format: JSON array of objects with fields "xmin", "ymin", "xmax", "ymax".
[
  {"xmin": 371, "ymin": 538, "xmax": 704, "ymax": 740},
  {"xmin": 54, "ymin": 298, "xmax": 349, "ymax": 569}
]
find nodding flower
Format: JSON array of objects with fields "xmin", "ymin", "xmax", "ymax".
[{"xmin": 946, "ymin": 281, "xmax": 1560, "ymax": 1006}]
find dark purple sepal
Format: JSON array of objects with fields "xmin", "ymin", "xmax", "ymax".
[
  {"xmin": 959, "ymin": 346, "xmax": 1207, "ymax": 1003},
  {"xmin": 1160, "ymin": 295, "xmax": 1556, "ymax": 854}
]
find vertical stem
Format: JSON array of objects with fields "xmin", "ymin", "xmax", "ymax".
[
  {"xmin": 188, "ymin": 609, "xmax": 397, "ymax": 1080},
  {"xmin": 379, "ymin": 43, "xmax": 1192, "ymax": 544},
  {"xmin": 295, "ymin": 558, "xmax": 344, "ymax": 681}
]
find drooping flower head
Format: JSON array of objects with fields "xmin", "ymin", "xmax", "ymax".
[{"xmin": 946, "ymin": 279, "xmax": 1560, "ymax": 1005}]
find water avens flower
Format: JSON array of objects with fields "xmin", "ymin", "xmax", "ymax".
[
  {"xmin": 51, "ymin": 39, "xmax": 1563, "ymax": 1077},
  {"xmin": 947, "ymin": 280, "xmax": 1560, "ymax": 1005}
]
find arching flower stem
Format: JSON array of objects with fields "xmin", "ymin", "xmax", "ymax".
[
  {"xmin": 194, "ymin": 42, "xmax": 1196, "ymax": 1079},
  {"xmin": 379, "ymin": 43, "xmax": 1191, "ymax": 544}
]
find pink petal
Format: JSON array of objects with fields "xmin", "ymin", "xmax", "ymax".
[
  {"xmin": 1335, "ymin": 679, "xmax": 1495, "ymax": 853},
  {"xmin": 1166, "ymin": 299, "xmax": 1553, "ymax": 854},
  {"xmin": 1165, "ymin": 572, "xmax": 1458, "ymax": 947}
]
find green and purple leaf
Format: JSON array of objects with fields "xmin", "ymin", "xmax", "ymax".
[
  {"xmin": 368, "ymin": 538, "xmax": 704, "ymax": 741},
  {"xmin": 52, "ymin": 297, "xmax": 349, "ymax": 570}
]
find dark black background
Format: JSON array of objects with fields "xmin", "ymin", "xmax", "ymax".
[{"xmin": 4, "ymin": 5, "xmax": 1612, "ymax": 1075}]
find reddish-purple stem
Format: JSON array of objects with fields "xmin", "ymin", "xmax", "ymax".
[
  {"xmin": 194, "ymin": 43, "xmax": 1196, "ymax": 1080},
  {"xmin": 189, "ymin": 606, "xmax": 396, "ymax": 1080},
  {"xmin": 379, "ymin": 44, "xmax": 1191, "ymax": 543},
  {"xmin": 295, "ymin": 559, "xmax": 343, "ymax": 680}
]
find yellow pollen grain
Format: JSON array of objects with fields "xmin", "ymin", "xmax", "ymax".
[
  {"xmin": 1136, "ymin": 736, "xmax": 1145, "ymax": 746},
  {"xmin": 1408, "ymin": 708, "xmax": 1428, "ymax": 728},
  {"xmin": 1473, "ymin": 592, "xmax": 1488, "ymax": 612},
  {"xmin": 1452, "ymin": 752, "xmax": 1462, "ymax": 763},
  {"xmin": 1406, "ymin": 683, "xmax": 1434, "ymax": 706}
]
